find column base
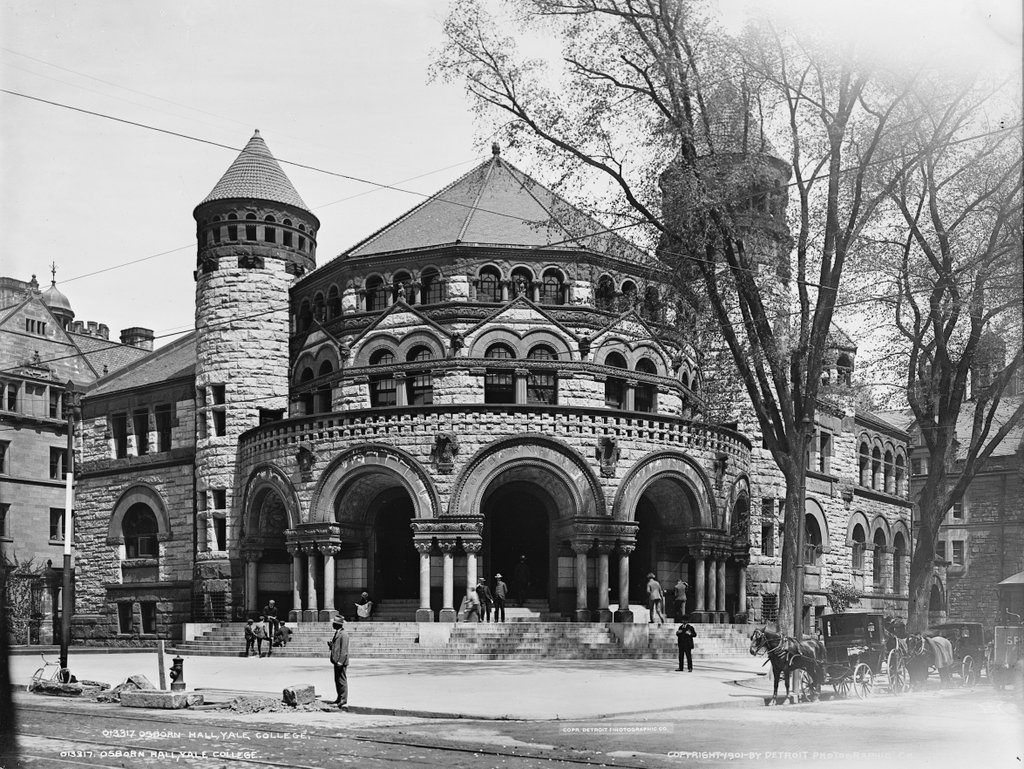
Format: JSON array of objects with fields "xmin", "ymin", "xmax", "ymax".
[
  {"xmin": 596, "ymin": 609, "xmax": 613, "ymax": 623},
  {"xmin": 613, "ymin": 610, "xmax": 634, "ymax": 623},
  {"xmin": 415, "ymin": 609, "xmax": 435, "ymax": 622},
  {"xmin": 439, "ymin": 608, "xmax": 458, "ymax": 623},
  {"xmin": 318, "ymin": 610, "xmax": 337, "ymax": 622},
  {"xmin": 301, "ymin": 610, "xmax": 318, "ymax": 622},
  {"xmin": 689, "ymin": 611, "xmax": 715, "ymax": 624},
  {"xmin": 574, "ymin": 609, "xmax": 592, "ymax": 622},
  {"xmin": 288, "ymin": 610, "xmax": 300, "ymax": 622}
]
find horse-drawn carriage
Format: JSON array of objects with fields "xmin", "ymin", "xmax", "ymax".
[
  {"xmin": 820, "ymin": 612, "xmax": 901, "ymax": 698},
  {"xmin": 929, "ymin": 622, "xmax": 986, "ymax": 686}
]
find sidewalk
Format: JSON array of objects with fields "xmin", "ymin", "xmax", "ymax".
[{"xmin": 10, "ymin": 651, "xmax": 771, "ymax": 720}]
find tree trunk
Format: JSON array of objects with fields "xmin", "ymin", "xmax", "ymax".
[
  {"xmin": 777, "ymin": 459, "xmax": 806, "ymax": 636},
  {"xmin": 907, "ymin": 482, "xmax": 941, "ymax": 633}
]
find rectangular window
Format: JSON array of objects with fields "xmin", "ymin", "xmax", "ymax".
[
  {"xmin": 49, "ymin": 508, "xmax": 65, "ymax": 541},
  {"xmin": 245, "ymin": 223, "xmax": 257, "ymax": 241},
  {"xmin": 212, "ymin": 225, "xmax": 221, "ymax": 243},
  {"xmin": 761, "ymin": 523, "xmax": 775, "ymax": 556},
  {"xmin": 211, "ymin": 385, "xmax": 226, "ymax": 405},
  {"xmin": 485, "ymin": 370, "xmax": 515, "ymax": 404},
  {"xmin": 952, "ymin": 540, "xmax": 965, "ymax": 565},
  {"xmin": 155, "ymin": 404, "xmax": 173, "ymax": 452},
  {"xmin": 0, "ymin": 503, "xmax": 9, "ymax": 538},
  {"xmin": 634, "ymin": 382, "xmax": 655, "ymax": 413},
  {"xmin": 408, "ymin": 373, "xmax": 433, "ymax": 406},
  {"xmin": 111, "ymin": 412, "xmax": 129, "ymax": 458},
  {"xmin": 7, "ymin": 384, "xmax": 18, "ymax": 412},
  {"xmin": 118, "ymin": 603, "xmax": 133, "ymax": 634},
  {"xmin": 527, "ymin": 371, "xmax": 558, "ymax": 406},
  {"xmin": 259, "ymin": 408, "xmax": 285, "ymax": 425},
  {"xmin": 49, "ymin": 447, "xmax": 66, "ymax": 480},
  {"xmin": 214, "ymin": 516, "xmax": 227, "ymax": 551},
  {"xmin": 0, "ymin": 440, "xmax": 9, "ymax": 473},
  {"xmin": 212, "ymin": 489, "xmax": 226, "ymax": 510},
  {"xmin": 212, "ymin": 410, "xmax": 226, "ymax": 437},
  {"xmin": 603, "ymin": 378, "xmax": 625, "ymax": 409},
  {"xmin": 283, "ymin": 230, "xmax": 293, "ymax": 247},
  {"xmin": 936, "ymin": 541, "xmax": 946, "ymax": 562},
  {"xmin": 264, "ymin": 226, "xmax": 276, "ymax": 243},
  {"xmin": 227, "ymin": 224, "xmax": 238, "ymax": 241},
  {"xmin": 140, "ymin": 602, "xmax": 157, "ymax": 634},
  {"xmin": 818, "ymin": 433, "xmax": 831, "ymax": 474},
  {"xmin": 911, "ymin": 458, "xmax": 923, "ymax": 475},
  {"xmin": 49, "ymin": 390, "xmax": 61, "ymax": 419},
  {"xmin": 370, "ymin": 375, "xmax": 397, "ymax": 407},
  {"xmin": 951, "ymin": 500, "xmax": 964, "ymax": 520},
  {"xmin": 133, "ymin": 408, "xmax": 149, "ymax": 455},
  {"xmin": 199, "ymin": 412, "xmax": 208, "ymax": 440}
]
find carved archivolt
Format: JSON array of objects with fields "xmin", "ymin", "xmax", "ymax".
[
  {"xmin": 611, "ymin": 450, "xmax": 715, "ymax": 524},
  {"xmin": 242, "ymin": 464, "xmax": 301, "ymax": 537},
  {"xmin": 309, "ymin": 444, "xmax": 438, "ymax": 522},
  {"xmin": 448, "ymin": 434, "xmax": 606, "ymax": 518}
]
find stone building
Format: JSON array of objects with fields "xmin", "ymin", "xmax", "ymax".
[
  {"xmin": 70, "ymin": 130, "xmax": 911, "ymax": 642},
  {"xmin": 0, "ymin": 272, "xmax": 151, "ymax": 642}
]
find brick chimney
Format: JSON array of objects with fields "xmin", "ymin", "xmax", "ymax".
[{"xmin": 120, "ymin": 327, "xmax": 154, "ymax": 351}]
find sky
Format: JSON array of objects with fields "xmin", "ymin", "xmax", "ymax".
[{"xmin": 1, "ymin": 0, "xmax": 1020, "ymax": 351}]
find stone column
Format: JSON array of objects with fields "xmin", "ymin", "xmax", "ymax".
[
  {"xmin": 395, "ymin": 373, "xmax": 408, "ymax": 407},
  {"xmin": 439, "ymin": 541, "xmax": 457, "ymax": 623},
  {"xmin": 694, "ymin": 553, "xmax": 706, "ymax": 613},
  {"xmin": 625, "ymin": 381, "xmax": 636, "ymax": 411},
  {"xmin": 707, "ymin": 559, "xmax": 717, "ymax": 621},
  {"xmin": 415, "ymin": 542, "xmax": 434, "ymax": 622},
  {"xmin": 320, "ymin": 544, "xmax": 340, "ymax": 620},
  {"xmin": 596, "ymin": 544, "xmax": 612, "ymax": 622},
  {"xmin": 716, "ymin": 559, "xmax": 726, "ymax": 614},
  {"xmin": 572, "ymin": 542, "xmax": 591, "ymax": 622},
  {"xmin": 615, "ymin": 544, "xmax": 634, "ymax": 623},
  {"xmin": 303, "ymin": 545, "xmax": 319, "ymax": 622},
  {"xmin": 288, "ymin": 546, "xmax": 302, "ymax": 622},
  {"xmin": 514, "ymin": 369, "xmax": 528, "ymax": 404},
  {"xmin": 244, "ymin": 552, "xmax": 260, "ymax": 613},
  {"xmin": 738, "ymin": 562, "xmax": 748, "ymax": 619},
  {"xmin": 464, "ymin": 540, "xmax": 481, "ymax": 595}
]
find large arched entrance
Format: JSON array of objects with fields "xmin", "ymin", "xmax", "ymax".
[
  {"xmin": 482, "ymin": 481, "xmax": 551, "ymax": 604},
  {"xmin": 621, "ymin": 475, "xmax": 701, "ymax": 619},
  {"xmin": 249, "ymin": 486, "xmax": 294, "ymax": 618},
  {"xmin": 369, "ymin": 488, "xmax": 418, "ymax": 600}
]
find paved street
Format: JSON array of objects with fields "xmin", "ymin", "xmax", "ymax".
[{"xmin": 6, "ymin": 654, "xmax": 1022, "ymax": 768}]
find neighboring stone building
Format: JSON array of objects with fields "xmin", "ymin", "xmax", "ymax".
[
  {"xmin": 0, "ymin": 272, "xmax": 151, "ymax": 642},
  {"xmin": 882, "ymin": 389, "xmax": 1024, "ymax": 629},
  {"xmin": 70, "ymin": 130, "xmax": 911, "ymax": 642}
]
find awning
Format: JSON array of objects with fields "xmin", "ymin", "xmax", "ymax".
[{"xmin": 997, "ymin": 570, "xmax": 1024, "ymax": 587}]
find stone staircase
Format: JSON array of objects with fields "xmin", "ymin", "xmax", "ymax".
[
  {"xmin": 173, "ymin": 621, "xmax": 754, "ymax": 660},
  {"xmin": 365, "ymin": 599, "xmax": 560, "ymax": 623}
]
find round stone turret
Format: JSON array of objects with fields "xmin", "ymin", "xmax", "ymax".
[{"xmin": 191, "ymin": 131, "xmax": 319, "ymax": 607}]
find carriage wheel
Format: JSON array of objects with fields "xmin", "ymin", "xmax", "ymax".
[
  {"xmin": 799, "ymin": 671, "xmax": 817, "ymax": 703},
  {"xmin": 887, "ymin": 650, "xmax": 909, "ymax": 695},
  {"xmin": 962, "ymin": 656, "xmax": 977, "ymax": 688},
  {"xmin": 833, "ymin": 677, "xmax": 851, "ymax": 699},
  {"xmin": 853, "ymin": 663, "xmax": 873, "ymax": 699}
]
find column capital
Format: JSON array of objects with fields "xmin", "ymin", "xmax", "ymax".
[
  {"xmin": 413, "ymin": 541, "xmax": 434, "ymax": 555},
  {"xmin": 241, "ymin": 548, "xmax": 264, "ymax": 563},
  {"xmin": 437, "ymin": 540, "xmax": 458, "ymax": 554},
  {"xmin": 286, "ymin": 544, "xmax": 302, "ymax": 556},
  {"xmin": 594, "ymin": 542, "xmax": 615, "ymax": 556},
  {"xmin": 571, "ymin": 541, "xmax": 593, "ymax": 556},
  {"xmin": 617, "ymin": 544, "xmax": 635, "ymax": 557},
  {"xmin": 461, "ymin": 539, "xmax": 483, "ymax": 554},
  {"xmin": 299, "ymin": 542, "xmax": 319, "ymax": 555},
  {"xmin": 320, "ymin": 543, "xmax": 342, "ymax": 557}
]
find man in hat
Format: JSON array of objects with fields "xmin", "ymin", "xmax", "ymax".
[
  {"xmin": 262, "ymin": 599, "xmax": 279, "ymax": 643},
  {"xmin": 646, "ymin": 573, "xmax": 665, "ymax": 626},
  {"xmin": 253, "ymin": 616, "xmax": 269, "ymax": 657},
  {"xmin": 676, "ymin": 615, "xmax": 697, "ymax": 672},
  {"xmin": 243, "ymin": 619, "xmax": 256, "ymax": 657},
  {"xmin": 493, "ymin": 574, "xmax": 508, "ymax": 623},
  {"xmin": 476, "ymin": 576, "xmax": 493, "ymax": 622},
  {"xmin": 326, "ymin": 616, "xmax": 350, "ymax": 709}
]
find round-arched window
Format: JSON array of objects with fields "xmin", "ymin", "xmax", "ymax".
[
  {"xmin": 484, "ymin": 343, "xmax": 516, "ymax": 403},
  {"xmin": 123, "ymin": 503, "xmax": 159, "ymax": 559},
  {"xmin": 527, "ymin": 345, "xmax": 558, "ymax": 405},
  {"xmin": 478, "ymin": 267, "xmax": 502, "ymax": 303},
  {"xmin": 406, "ymin": 346, "xmax": 434, "ymax": 406},
  {"xmin": 369, "ymin": 349, "xmax": 397, "ymax": 407}
]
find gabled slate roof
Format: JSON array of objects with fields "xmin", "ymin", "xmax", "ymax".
[
  {"xmin": 342, "ymin": 147, "xmax": 651, "ymax": 263},
  {"xmin": 88, "ymin": 332, "xmax": 196, "ymax": 397},
  {"xmin": 199, "ymin": 131, "xmax": 311, "ymax": 213},
  {"xmin": 71, "ymin": 333, "xmax": 151, "ymax": 377}
]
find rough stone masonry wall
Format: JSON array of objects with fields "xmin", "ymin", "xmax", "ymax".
[{"xmin": 944, "ymin": 459, "xmax": 1024, "ymax": 626}]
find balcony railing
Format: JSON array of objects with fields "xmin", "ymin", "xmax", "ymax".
[{"xmin": 239, "ymin": 404, "xmax": 751, "ymax": 468}]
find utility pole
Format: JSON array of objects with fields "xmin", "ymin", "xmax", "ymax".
[{"xmin": 59, "ymin": 380, "xmax": 82, "ymax": 681}]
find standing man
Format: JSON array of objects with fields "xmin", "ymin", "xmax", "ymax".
[
  {"xmin": 493, "ymin": 574, "xmax": 508, "ymax": 623},
  {"xmin": 676, "ymin": 616, "xmax": 697, "ymax": 672},
  {"xmin": 513, "ymin": 555, "xmax": 531, "ymax": 606},
  {"xmin": 464, "ymin": 586, "xmax": 482, "ymax": 623},
  {"xmin": 673, "ymin": 578, "xmax": 689, "ymax": 620},
  {"xmin": 262, "ymin": 599, "xmax": 279, "ymax": 642},
  {"xmin": 646, "ymin": 573, "xmax": 666, "ymax": 626},
  {"xmin": 476, "ymin": 577, "xmax": 493, "ymax": 622},
  {"xmin": 326, "ymin": 616, "xmax": 350, "ymax": 709},
  {"xmin": 243, "ymin": 619, "xmax": 256, "ymax": 657}
]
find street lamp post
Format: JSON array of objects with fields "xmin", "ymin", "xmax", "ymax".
[{"xmin": 59, "ymin": 380, "xmax": 82, "ymax": 681}]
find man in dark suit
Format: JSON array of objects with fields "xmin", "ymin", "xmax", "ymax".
[
  {"xmin": 476, "ymin": 577, "xmax": 493, "ymax": 622},
  {"xmin": 326, "ymin": 616, "xmax": 350, "ymax": 709},
  {"xmin": 676, "ymin": 616, "xmax": 697, "ymax": 672}
]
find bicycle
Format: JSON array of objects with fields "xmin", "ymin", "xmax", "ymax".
[{"xmin": 29, "ymin": 654, "xmax": 65, "ymax": 691}]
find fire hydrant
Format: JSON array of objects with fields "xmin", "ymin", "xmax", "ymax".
[{"xmin": 170, "ymin": 655, "xmax": 186, "ymax": 691}]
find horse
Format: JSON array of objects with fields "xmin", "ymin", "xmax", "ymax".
[
  {"xmin": 749, "ymin": 626, "xmax": 825, "ymax": 704},
  {"xmin": 905, "ymin": 633, "xmax": 953, "ymax": 688}
]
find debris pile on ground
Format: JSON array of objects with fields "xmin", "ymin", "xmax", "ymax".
[
  {"xmin": 96, "ymin": 673, "xmax": 156, "ymax": 702},
  {"xmin": 228, "ymin": 696, "xmax": 331, "ymax": 714},
  {"xmin": 282, "ymin": 685, "xmax": 316, "ymax": 706}
]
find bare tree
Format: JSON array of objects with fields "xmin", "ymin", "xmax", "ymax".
[
  {"xmin": 864, "ymin": 83, "xmax": 1023, "ymax": 632},
  {"xmin": 437, "ymin": 0, "xmax": 908, "ymax": 632}
]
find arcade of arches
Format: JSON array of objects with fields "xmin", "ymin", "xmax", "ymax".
[{"xmin": 240, "ymin": 458, "xmax": 751, "ymax": 623}]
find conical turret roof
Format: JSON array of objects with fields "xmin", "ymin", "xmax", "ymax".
[{"xmin": 198, "ymin": 131, "xmax": 311, "ymax": 213}]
